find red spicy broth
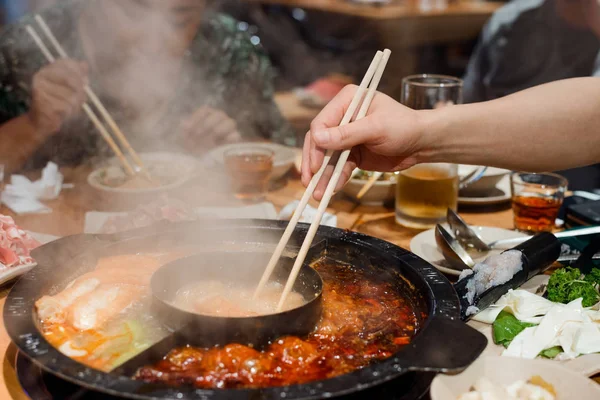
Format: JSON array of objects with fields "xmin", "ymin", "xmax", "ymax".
[{"xmin": 135, "ymin": 259, "xmax": 422, "ymax": 389}]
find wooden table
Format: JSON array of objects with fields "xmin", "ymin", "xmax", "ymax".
[{"xmin": 0, "ymin": 166, "xmax": 515, "ymax": 398}]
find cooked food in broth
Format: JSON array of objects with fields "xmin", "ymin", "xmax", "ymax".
[
  {"xmin": 36, "ymin": 253, "xmax": 188, "ymax": 371},
  {"xmin": 136, "ymin": 259, "xmax": 421, "ymax": 389},
  {"xmin": 171, "ymin": 281, "xmax": 307, "ymax": 317}
]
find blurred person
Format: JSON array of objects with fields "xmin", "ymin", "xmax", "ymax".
[
  {"xmin": 300, "ymin": 79, "xmax": 600, "ymax": 199},
  {"xmin": 215, "ymin": 1, "xmax": 380, "ymax": 90},
  {"xmin": 0, "ymin": 0, "xmax": 295, "ymax": 173},
  {"xmin": 463, "ymin": 0, "xmax": 600, "ymax": 190}
]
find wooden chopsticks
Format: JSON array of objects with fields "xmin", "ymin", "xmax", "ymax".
[
  {"xmin": 26, "ymin": 15, "xmax": 148, "ymax": 178},
  {"xmin": 356, "ymin": 171, "xmax": 383, "ymax": 200},
  {"xmin": 254, "ymin": 49, "xmax": 392, "ymax": 311}
]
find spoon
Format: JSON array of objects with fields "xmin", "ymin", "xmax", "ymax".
[
  {"xmin": 434, "ymin": 224, "xmax": 475, "ymax": 270},
  {"xmin": 447, "ymin": 208, "xmax": 600, "ymax": 249},
  {"xmin": 446, "ymin": 208, "xmax": 490, "ymax": 252}
]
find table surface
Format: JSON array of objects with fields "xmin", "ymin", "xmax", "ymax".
[
  {"xmin": 243, "ymin": 0, "xmax": 503, "ymax": 20},
  {"xmin": 0, "ymin": 166, "xmax": 516, "ymax": 399}
]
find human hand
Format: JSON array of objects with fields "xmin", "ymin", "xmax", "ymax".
[
  {"xmin": 28, "ymin": 59, "xmax": 88, "ymax": 138},
  {"xmin": 180, "ymin": 106, "xmax": 241, "ymax": 151},
  {"xmin": 301, "ymin": 84, "xmax": 427, "ymax": 200}
]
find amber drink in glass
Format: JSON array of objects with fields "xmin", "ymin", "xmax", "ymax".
[
  {"xmin": 510, "ymin": 172, "xmax": 568, "ymax": 232},
  {"xmin": 225, "ymin": 146, "xmax": 273, "ymax": 201}
]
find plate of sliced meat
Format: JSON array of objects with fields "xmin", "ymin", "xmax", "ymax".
[{"xmin": 0, "ymin": 215, "xmax": 59, "ymax": 285}]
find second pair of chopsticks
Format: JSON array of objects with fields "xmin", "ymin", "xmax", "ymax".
[
  {"xmin": 25, "ymin": 15, "xmax": 147, "ymax": 177},
  {"xmin": 255, "ymin": 49, "xmax": 392, "ymax": 310}
]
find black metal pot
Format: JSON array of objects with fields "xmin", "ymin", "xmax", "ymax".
[
  {"xmin": 150, "ymin": 252, "xmax": 323, "ymax": 347},
  {"xmin": 5, "ymin": 219, "xmax": 487, "ymax": 400}
]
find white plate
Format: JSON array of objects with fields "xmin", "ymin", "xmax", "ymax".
[
  {"xmin": 466, "ymin": 274, "xmax": 600, "ymax": 376},
  {"xmin": 431, "ymin": 355, "xmax": 600, "ymax": 400},
  {"xmin": 88, "ymin": 152, "xmax": 200, "ymax": 194},
  {"xmin": 0, "ymin": 231, "xmax": 60, "ymax": 286},
  {"xmin": 459, "ymin": 174, "xmax": 511, "ymax": 206},
  {"xmin": 206, "ymin": 142, "xmax": 296, "ymax": 181},
  {"xmin": 410, "ymin": 225, "xmax": 528, "ymax": 276}
]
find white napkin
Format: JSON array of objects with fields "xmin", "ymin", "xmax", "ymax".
[
  {"xmin": 1, "ymin": 162, "xmax": 64, "ymax": 214},
  {"xmin": 278, "ymin": 201, "xmax": 337, "ymax": 227}
]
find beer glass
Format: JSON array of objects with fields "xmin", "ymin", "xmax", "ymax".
[{"xmin": 396, "ymin": 75, "xmax": 479, "ymax": 229}]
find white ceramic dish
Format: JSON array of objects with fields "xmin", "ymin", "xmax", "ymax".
[
  {"xmin": 466, "ymin": 274, "xmax": 600, "ymax": 377},
  {"xmin": 342, "ymin": 177, "xmax": 395, "ymax": 205},
  {"xmin": 87, "ymin": 152, "xmax": 200, "ymax": 195},
  {"xmin": 410, "ymin": 225, "xmax": 528, "ymax": 276},
  {"xmin": 459, "ymin": 165, "xmax": 511, "ymax": 195},
  {"xmin": 207, "ymin": 142, "xmax": 296, "ymax": 181},
  {"xmin": 459, "ymin": 174, "xmax": 512, "ymax": 206},
  {"xmin": 0, "ymin": 231, "xmax": 60, "ymax": 286},
  {"xmin": 87, "ymin": 152, "xmax": 200, "ymax": 211},
  {"xmin": 431, "ymin": 355, "xmax": 600, "ymax": 400}
]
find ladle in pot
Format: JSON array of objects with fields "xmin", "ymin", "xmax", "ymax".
[{"xmin": 150, "ymin": 252, "xmax": 323, "ymax": 347}]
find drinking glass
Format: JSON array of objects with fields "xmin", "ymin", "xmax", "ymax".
[
  {"xmin": 510, "ymin": 172, "xmax": 568, "ymax": 233},
  {"xmin": 224, "ymin": 146, "xmax": 274, "ymax": 201},
  {"xmin": 395, "ymin": 74, "xmax": 463, "ymax": 229}
]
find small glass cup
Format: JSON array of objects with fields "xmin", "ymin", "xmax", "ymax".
[
  {"xmin": 224, "ymin": 146, "xmax": 274, "ymax": 201},
  {"xmin": 510, "ymin": 172, "xmax": 568, "ymax": 233}
]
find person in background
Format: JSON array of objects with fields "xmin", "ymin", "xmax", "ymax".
[
  {"xmin": 0, "ymin": 0, "xmax": 295, "ymax": 173},
  {"xmin": 215, "ymin": 1, "xmax": 380, "ymax": 90},
  {"xmin": 462, "ymin": 0, "xmax": 600, "ymax": 190},
  {"xmin": 301, "ymin": 79, "xmax": 600, "ymax": 199}
]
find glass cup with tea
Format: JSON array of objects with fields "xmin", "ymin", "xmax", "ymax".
[
  {"xmin": 224, "ymin": 146, "xmax": 274, "ymax": 201},
  {"xmin": 395, "ymin": 74, "xmax": 474, "ymax": 229},
  {"xmin": 510, "ymin": 172, "xmax": 568, "ymax": 233}
]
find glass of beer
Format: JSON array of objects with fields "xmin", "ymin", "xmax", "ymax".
[
  {"xmin": 510, "ymin": 172, "xmax": 568, "ymax": 232},
  {"xmin": 224, "ymin": 146, "xmax": 274, "ymax": 201},
  {"xmin": 395, "ymin": 75, "xmax": 463, "ymax": 229}
]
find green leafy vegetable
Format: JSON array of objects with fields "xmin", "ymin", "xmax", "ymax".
[
  {"xmin": 492, "ymin": 311, "xmax": 536, "ymax": 347},
  {"xmin": 547, "ymin": 267, "xmax": 599, "ymax": 307},
  {"xmin": 539, "ymin": 346, "xmax": 563, "ymax": 359},
  {"xmin": 584, "ymin": 267, "xmax": 600, "ymax": 287}
]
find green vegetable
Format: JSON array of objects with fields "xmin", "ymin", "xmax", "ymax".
[
  {"xmin": 539, "ymin": 346, "xmax": 563, "ymax": 359},
  {"xmin": 584, "ymin": 267, "xmax": 600, "ymax": 287},
  {"xmin": 547, "ymin": 267, "xmax": 599, "ymax": 307},
  {"xmin": 492, "ymin": 311, "xmax": 536, "ymax": 347}
]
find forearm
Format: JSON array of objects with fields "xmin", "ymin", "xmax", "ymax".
[
  {"xmin": 0, "ymin": 114, "xmax": 45, "ymax": 173},
  {"xmin": 422, "ymin": 77, "xmax": 600, "ymax": 171}
]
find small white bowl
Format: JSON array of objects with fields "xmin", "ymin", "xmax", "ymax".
[
  {"xmin": 431, "ymin": 355, "xmax": 600, "ymax": 400},
  {"xmin": 87, "ymin": 152, "xmax": 199, "ymax": 210},
  {"xmin": 207, "ymin": 142, "xmax": 296, "ymax": 181},
  {"xmin": 459, "ymin": 165, "xmax": 511, "ymax": 196},
  {"xmin": 342, "ymin": 178, "xmax": 395, "ymax": 205}
]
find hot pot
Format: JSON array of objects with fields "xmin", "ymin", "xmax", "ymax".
[{"xmin": 4, "ymin": 219, "xmax": 555, "ymax": 399}]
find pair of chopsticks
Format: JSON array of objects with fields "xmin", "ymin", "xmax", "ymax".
[
  {"xmin": 356, "ymin": 171, "xmax": 384, "ymax": 200},
  {"xmin": 25, "ymin": 15, "xmax": 147, "ymax": 178},
  {"xmin": 254, "ymin": 49, "xmax": 392, "ymax": 311}
]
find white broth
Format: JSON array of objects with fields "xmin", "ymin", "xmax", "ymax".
[{"xmin": 171, "ymin": 280, "xmax": 307, "ymax": 317}]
